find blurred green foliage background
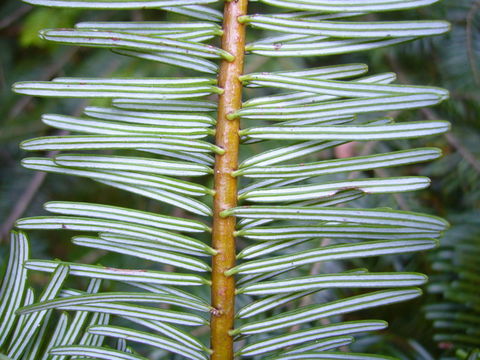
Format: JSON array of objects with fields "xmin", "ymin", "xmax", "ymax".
[{"xmin": 0, "ymin": 0, "xmax": 479, "ymax": 358}]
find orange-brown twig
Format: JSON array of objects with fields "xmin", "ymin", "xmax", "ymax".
[{"xmin": 210, "ymin": 0, "xmax": 248, "ymax": 358}]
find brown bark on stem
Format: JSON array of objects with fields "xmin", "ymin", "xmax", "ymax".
[{"xmin": 210, "ymin": 0, "xmax": 248, "ymax": 359}]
